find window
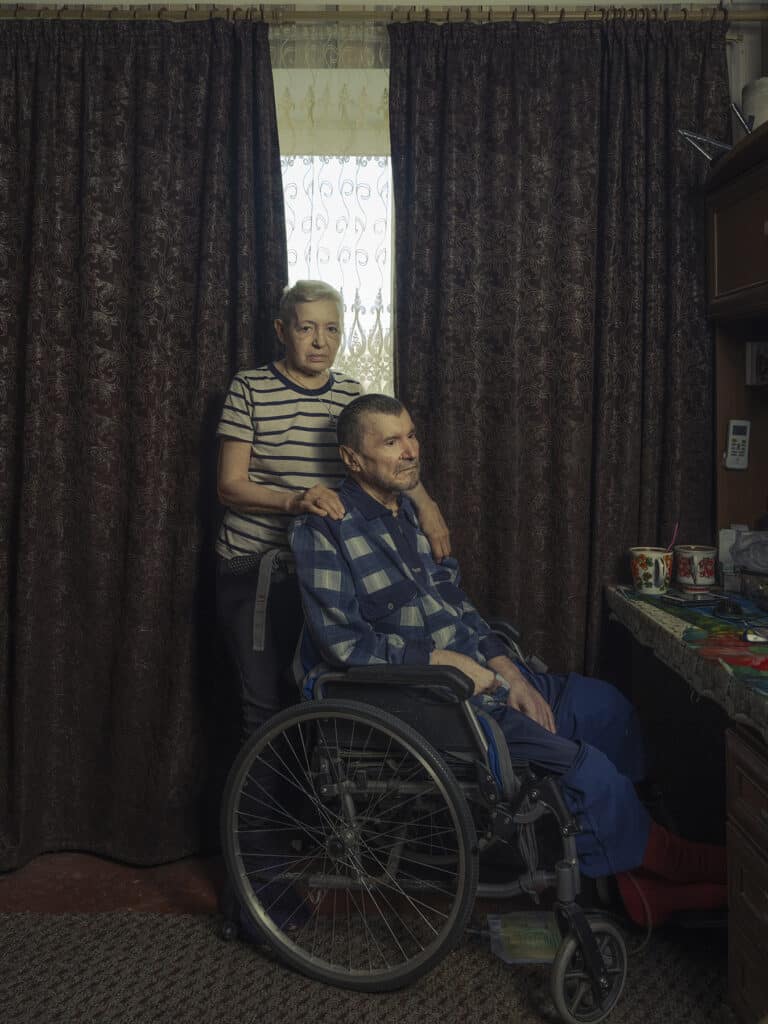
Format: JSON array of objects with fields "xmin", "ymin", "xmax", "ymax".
[
  {"xmin": 281, "ymin": 154, "xmax": 393, "ymax": 394},
  {"xmin": 271, "ymin": 22, "xmax": 394, "ymax": 394}
]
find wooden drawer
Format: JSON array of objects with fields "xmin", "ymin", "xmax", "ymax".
[
  {"xmin": 708, "ymin": 161, "xmax": 768, "ymax": 316},
  {"xmin": 728, "ymin": 822, "xmax": 768, "ymax": 946},
  {"xmin": 727, "ymin": 728, "xmax": 768, "ymax": 852},
  {"xmin": 729, "ymin": 919, "xmax": 768, "ymax": 1024}
]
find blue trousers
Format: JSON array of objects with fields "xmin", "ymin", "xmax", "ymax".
[{"xmin": 485, "ymin": 667, "xmax": 651, "ymax": 877}]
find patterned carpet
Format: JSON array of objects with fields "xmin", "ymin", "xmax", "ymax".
[{"xmin": 0, "ymin": 912, "xmax": 735, "ymax": 1024}]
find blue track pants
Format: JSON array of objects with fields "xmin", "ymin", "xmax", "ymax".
[{"xmin": 486, "ymin": 667, "xmax": 651, "ymax": 877}]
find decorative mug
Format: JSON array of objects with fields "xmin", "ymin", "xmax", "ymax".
[
  {"xmin": 629, "ymin": 547, "xmax": 673, "ymax": 594},
  {"xmin": 674, "ymin": 545, "xmax": 717, "ymax": 590}
]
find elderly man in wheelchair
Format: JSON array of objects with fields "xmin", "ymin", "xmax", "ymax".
[{"xmin": 220, "ymin": 394, "xmax": 727, "ymax": 1024}]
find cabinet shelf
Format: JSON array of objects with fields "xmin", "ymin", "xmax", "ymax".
[{"xmin": 706, "ymin": 126, "xmax": 768, "ymax": 531}]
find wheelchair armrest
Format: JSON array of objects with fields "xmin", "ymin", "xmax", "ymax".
[
  {"xmin": 314, "ymin": 664, "xmax": 474, "ymax": 701},
  {"xmin": 486, "ymin": 618, "xmax": 549, "ymax": 674},
  {"xmin": 486, "ymin": 617, "xmax": 521, "ymax": 646}
]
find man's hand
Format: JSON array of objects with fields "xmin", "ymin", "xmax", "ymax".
[
  {"xmin": 488, "ymin": 656, "xmax": 556, "ymax": 733},
  {"xmin": 287, "ymin": 485, "xmax": 345, "ymax": 520},
  {"xmin": 429, "ymin": 649, "xmax": 496, "ymax": 696},
  {"xmin": 417, "ymin": 499, "xmax": 451, "ymax": 562}
]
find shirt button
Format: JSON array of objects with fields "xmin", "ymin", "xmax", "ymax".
[{"xmin": 387, "ymin": 602, "xmax": 394, "ymax": 611}]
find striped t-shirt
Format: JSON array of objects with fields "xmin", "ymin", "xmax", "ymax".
[{"xmin": 216, "ymin": 363, "xmax": 361, "ymax": 558}]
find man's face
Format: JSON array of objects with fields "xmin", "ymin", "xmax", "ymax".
[
  {"xmin": 344, "ymin": 411, "xmax": 421, "ymax": 502},
  {"xmin": 275, "ymin": 299, "xmax": 342, "ymax": 378}
]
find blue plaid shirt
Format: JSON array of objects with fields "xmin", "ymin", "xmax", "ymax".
[{"xmin": 289, "ymin": 478, "xmax": 508, "ymax": 679}]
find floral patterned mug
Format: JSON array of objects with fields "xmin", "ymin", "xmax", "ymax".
[
  {"xmin": 629, "ymin": 547, "xmax": 673, "ymax": 594},
  {"xmin": 674, "ymin": 545, "xmax": 717, "ymax": 590}
]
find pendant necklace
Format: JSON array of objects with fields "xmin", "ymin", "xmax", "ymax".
[{"xmin": 281, "ymin": 362, "xmax": 337, "ymax": 424}]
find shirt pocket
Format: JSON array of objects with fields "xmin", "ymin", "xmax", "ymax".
[
  {"xmin": 431, "ymin": 568, "xmax": 464, "ymax": 606},
  {"xmin": 359, "ymin": 579, "xmax": 418, "ymax": 622}
]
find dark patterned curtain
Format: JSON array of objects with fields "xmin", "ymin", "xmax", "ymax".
[
  {"xmin": 0, "ymin": 19, "xmax": 287, "ymax": 869},
  {"xmin": 389, "ymin": 20, "xmax": 729, "ymax": 673}
]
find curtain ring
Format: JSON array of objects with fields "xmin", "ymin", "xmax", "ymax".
[
  {"xmin": 465, "ymin": 7, "xmax": 471, "ymax": 21},
  {"xmin": 424, "ymin": 7, "xmax": 429, "ymax": 22},
  {"xmin": 559, "ymin": 8, "xmax": 565, "ymax": 23},
  {"xmin": 682, "ymin": 7, "xmax": 688, "ymax": 20},
  {"xmin": 531, "ymin": 5, "xmax": 536, "ymax": 21}
]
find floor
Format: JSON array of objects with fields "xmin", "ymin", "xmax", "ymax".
[{"xmin": 0, "ymin": 853, "xmax": 225, "ymax": 914}]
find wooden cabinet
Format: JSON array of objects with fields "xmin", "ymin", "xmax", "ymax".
[
  {"xmin": 709, "ymin": 160, "xmax": 768, "ymax": 314},
  {"xmin": 706, "ymin": 126, "xmax": 768, "ymax": 531},
  {"xmin": 726, "ymin": 727, "xmax": 768, "ymax": 1023}
]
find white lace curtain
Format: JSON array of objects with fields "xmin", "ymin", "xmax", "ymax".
[{"xmin": 270, "ymin": 21, "xmax": 394, "ymax": 394}]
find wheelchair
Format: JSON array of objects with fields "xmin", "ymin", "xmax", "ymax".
[{"xmin": 220, "ymin": 622, "xmax": 628, "ymax": 1024}]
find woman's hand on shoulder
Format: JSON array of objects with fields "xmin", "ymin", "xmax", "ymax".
[
  {"xmin": 287, "ymin": 484, "xmax": 346, "ymax": 520},
  {"xmin": 418, "ymin": 499, "xmax": 451, "ymax": 562}
]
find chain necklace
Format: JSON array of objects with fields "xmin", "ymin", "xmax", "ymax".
[{"xmin": 280, "ymin": 361, "xmax": 338, "ymax": 425}]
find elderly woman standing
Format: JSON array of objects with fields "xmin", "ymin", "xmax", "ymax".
[{"xmin": 216, "ymin": 280, "xmax": 450, "ymax": 738}]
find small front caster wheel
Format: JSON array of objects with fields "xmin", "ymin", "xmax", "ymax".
[{"xmin": 550, "ymin": 919, "xmax": 627, "ymax": 1024}]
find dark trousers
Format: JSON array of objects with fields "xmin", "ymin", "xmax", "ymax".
[
  {"xmin": 217, "ymin": 560, "xmax": 307, "ymax": 909},
  {"xmin": 216, "ymin": 561, "xmax": 304, "ymax": 740}
]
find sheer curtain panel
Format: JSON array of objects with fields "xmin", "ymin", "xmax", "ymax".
[
  {"xmin": 0, "ymin": 19, "xmax": 287, "ymax": 869},
  {"xmin": 389, "ymin": 20, "xmax": 730, "ymax": 672}
]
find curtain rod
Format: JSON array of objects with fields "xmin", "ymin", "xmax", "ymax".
[{"xmin": 0, "ymin": 5, "xmax": 760, "ymax": 25}]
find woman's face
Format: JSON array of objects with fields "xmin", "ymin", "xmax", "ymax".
[{"xmin": 275, "ymin": 299, "xmax": 342, "ymax": 378}]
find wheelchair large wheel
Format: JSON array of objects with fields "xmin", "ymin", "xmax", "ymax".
[
  {"xmin": 221, "ymin": 699, "xmax": 479, "ymax": 992},
  {"xmin": 550, "ymin": 919, "xmax": 627, "ymax": 1024}
]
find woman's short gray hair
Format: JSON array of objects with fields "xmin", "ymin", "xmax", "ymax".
[{"xmin": 278, "ymin": 280, "xmax": 344, "ymax": 325}]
